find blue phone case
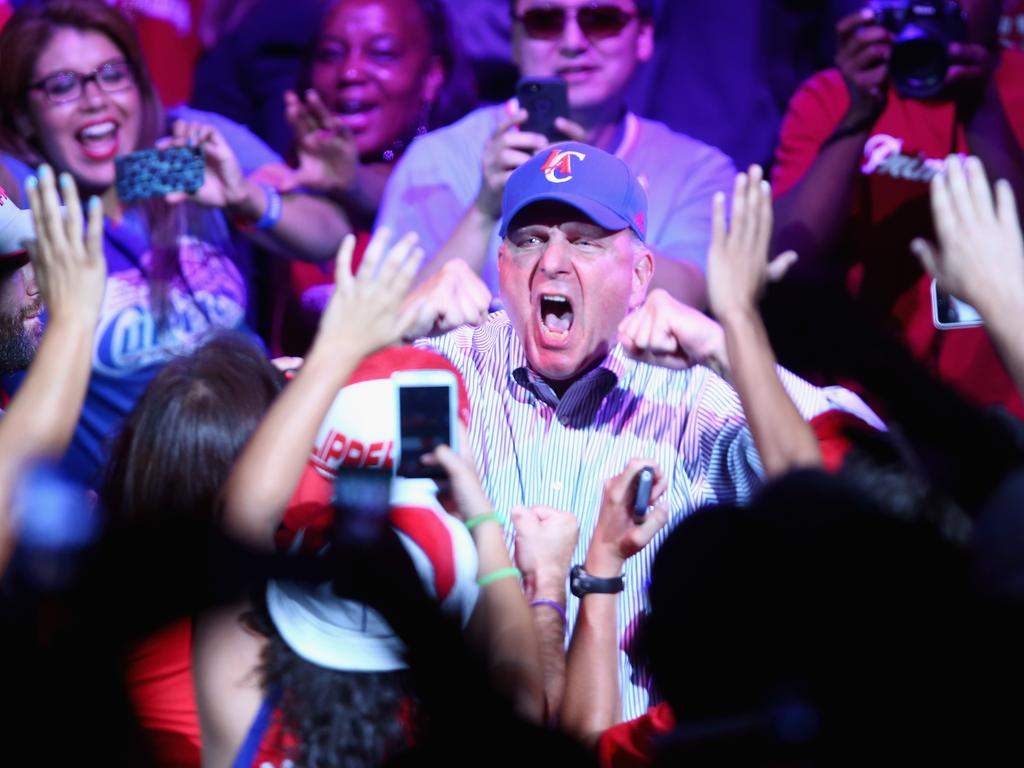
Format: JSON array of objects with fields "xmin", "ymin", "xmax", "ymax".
[{"xmin": 115, "ymin": 146, "xmax": 205, "ymax": 202}]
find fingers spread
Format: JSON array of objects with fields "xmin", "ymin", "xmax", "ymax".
[
  {"xmin": 85, "ymin": 196, "xmax": 104, "ymax": 263},
  {"xmin": 965, "ymin": 156, "xmax": 996, "ymax": 224},
  {"xmin": 910, "ymin": 237, "xmax": 941, "ymax": 278},
  {"xmin": 944, "ymin": 154, "xmax": 977, "ymax": 226},
  {"xmin": 930, "ymin": 165, "xmax": 959, "ymax": 245},
  {"xmin": 994, "ymin": 178, "xmax": 1022, "ymax": 235},
  {"xmin": 710, "ymin": 191, "xmax": 727, "ymax": 254},
  {"xmin": 766, "ymin": 250, "xmax": 798, "ymax": 282},
  {"xmin": 60, "ymin": 173, "xmax": 84, "ymax": 250},
  {"xmin": 334, "ymin": 233, "xmax": 357, "ymax": 286}
]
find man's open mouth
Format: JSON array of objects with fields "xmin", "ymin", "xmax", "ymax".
[{"xmin": 539, "ymin": 294, "xmax": 574, "ymax": 338}]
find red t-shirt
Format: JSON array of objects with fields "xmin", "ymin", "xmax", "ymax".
[
  {"xmin": 124, "ymin": 617, "xmax": 202, "ymax": 768},
  {"xmin": 772, "ymin": 52, "xmax": 1024, "ymax": 417}
]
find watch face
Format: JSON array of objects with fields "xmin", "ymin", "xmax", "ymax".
[{"xmin": 570, "ymin": 564, "xmax": 624, "ymax": 596}]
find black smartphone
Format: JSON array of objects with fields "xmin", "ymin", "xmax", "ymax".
[
  {"xmin": 632, "ymin": 466, "xmax": 655, "ymax": 524},
  {"xmin": 393, "ymin": 370, "xmax": 459, "ymax": 479},
  {"xmin": 115, "ymin": 145, "xmax": 205, "ymax": 202},
  {"xmin": 333, "ymin": 466, "xmax": 392, "ymax": 546},
  {"xmin": 516, "ymin": 76, "xmax": 570, "ymax": 142}
]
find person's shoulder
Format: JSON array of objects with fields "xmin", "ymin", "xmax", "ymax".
[
  {"xmin": 630, "ymin": 115, "xmax": 736, "ymax": 174},
  {"xmin": 785, "ymin": 68, "xmax": 850, "ymax": 116},
  {"xmin": 405, "ymin": 103, "xmax": 505, "ymax": 157},
  {"xmin": 415, "ymin": 312, "xmax": 517, "ymax": 375}
]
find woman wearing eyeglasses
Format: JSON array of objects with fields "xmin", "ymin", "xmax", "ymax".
[
  {"xmin": 0, "ymin": 0, "xmax": 351, "ymax": 487},
  {"xmin": 375, "ymin": 0, "xmax": 736, "ymax": 315}
]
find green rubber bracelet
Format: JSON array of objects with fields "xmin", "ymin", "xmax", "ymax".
[
  {"xmin": 464, "ymin": 512, "xmax": 501, "ymax": 531},
  {"xmin": 477, "ymin": 566, "xmax": 521, "ymax": 588}
]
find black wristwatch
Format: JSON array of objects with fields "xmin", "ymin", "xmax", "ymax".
[{"xmin": 570, "ymin": 564, "xmax": 624, "ymax": 597}]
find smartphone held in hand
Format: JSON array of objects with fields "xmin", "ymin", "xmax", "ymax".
[
  {"xmin": 115, "ymin": 146, "xmax": 205, "ymax": 202},
  {"xmin": 632, "ymin": 466, "xmax": 655, "ymax": 524},
  {"xmin": 516, "ymin": 77, "xmax": 570, "ymax": 142},
  {"xmin": 393, "ymin": 370, "xmax": 459, "ymax": 479},
  {"xmin": 931, "ymin": 279, "xmax": 983, "ymax": 330}
]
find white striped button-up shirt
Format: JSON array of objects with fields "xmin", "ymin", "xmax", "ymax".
[{"xmin": 421, "ymin": 312, "xmax": 880, "ymax": 720}]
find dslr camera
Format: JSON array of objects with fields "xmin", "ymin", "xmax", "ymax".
[{"xmin": 866, "ymin": 0, "xmax": 966, "ymax": 98}]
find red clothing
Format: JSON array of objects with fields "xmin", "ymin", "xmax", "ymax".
[
  {"xmin": 274, "ymin": 232, "xmax": 371, "ymax": 356},
  {"xmin": 772, "ymin": 52, "xmax": 1024, "ymax": 417},
  {"xmin": 124, "ymin": 617, "xmax": 202, "ymax": 768},
  {"xmin": 114, "ymin": 0, "xmax": 203, "ymax": 107},
  {"xmin": 597, "ymin": 702, "xmax": 676, "ymax": 768}
]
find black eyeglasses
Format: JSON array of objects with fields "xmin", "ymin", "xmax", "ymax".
[
  {"xmin": 515, "ymin": 4, "xmax": 637, "ymax": 41},
  {"xmin": 29, "ymin": 59, "xmax": 134, "ymax": 104}
]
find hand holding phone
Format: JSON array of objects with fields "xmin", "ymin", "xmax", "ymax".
[
  {"xmin": 115, "ymin": 146, "xmax": 205, "ymax": 202},
  {"xmin": 393, "ymin": 370, "xmax": 459, "ymax": 479},
  {"xmin": 589, "ymin": 460, "xmax": 669, "ymax": 568},
  {"xmin": 516, "ymin": 77, "xmax": 570, "ymax": 142}
]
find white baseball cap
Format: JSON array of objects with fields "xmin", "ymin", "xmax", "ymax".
[{"xmin": 0, "ymin": 187, "xmax": 34, "ymax": 260}]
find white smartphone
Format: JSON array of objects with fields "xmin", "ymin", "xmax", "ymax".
[
  {"xmin": 931, "ymin": 279, "xmax": 983, "ymax": 330},
  {"xmin": 392, "ymin": 369, "xmax": 459, "ymax": 479}
]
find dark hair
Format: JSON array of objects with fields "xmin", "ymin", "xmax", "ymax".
[
  {"xmin": 245, "ymin": 592, "xmax": 415, "ymax": 768},
  {"xmin": 102, "ymin": 332, "xmax": 284, "ymax": 524},
  {"xmin": 304, "ymin": 0, "xmax": 476, "ymax": 136},
  {"xmin": 0, "ymin": 0, "xmax": 163, "ymax": 170},
  {"xmin": 646, "ymin": 472, "xmax": 975, "ymax": 763}
]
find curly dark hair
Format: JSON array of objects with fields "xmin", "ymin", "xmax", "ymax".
[{"xmin": 246, "ymin": 593, "xmax": 416, "ymax": 768}]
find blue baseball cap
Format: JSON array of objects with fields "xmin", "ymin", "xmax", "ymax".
[{"xmin": 499, "ymin": 141, "xmax": 648, "ymax": 242}]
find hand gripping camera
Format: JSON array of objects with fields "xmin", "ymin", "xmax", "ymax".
[{"xmin": 867, "ymin": 0, "xmax": 966, "ymax": 99}]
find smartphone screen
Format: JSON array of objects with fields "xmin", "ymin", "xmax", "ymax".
[
  {"xmin": 333, "ymin": 467, "xmax": 392, "ymax": 545},
  {"xmin": 396, "ymin": 384, "xmax": 453, "ymax": 478},
  {"xmin": 115, "ymin": 146, "xmax": 205, "ymax": 202},
  {"xmin": 932, "ymin": 280, "xmax": 983, "ymax": 329}
]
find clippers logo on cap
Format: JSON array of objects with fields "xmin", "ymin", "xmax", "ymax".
[{"xmin": 541, "ymin": 149, "xmax": 586, "ymax": 184}]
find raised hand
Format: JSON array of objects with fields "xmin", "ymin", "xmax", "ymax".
[
  {"xmin": 24, "ymin": 166, "xmax": 105, "ymax": 328},
  {"xmin": 425, "ymin": 424, "xmax": 492, "ymax": 522},
  {"xmin": 281, "ymin": 89, "xmax": 359, "ymax": 195},
  {"xmin": 161, "ymin": 120, "xmax": 249, "ymax": 211},
  {"xmin": 512, "ymin": 504, "xmax": 580, "ymax": 599},
  {"xmin": 911, "ymin": 155, "xmax": 1024, "ymax": 316},
  {"xmin": 707, "ymin": 165, "xmax": 797, "ymax": 321},
  {"xmin": 313, "ymin": 226, "xmax": 424, "ymax": 358},
  {"xmin": 475, "ymin": 110, "xmax": 549, "ymax": 219},
  {"xmin": 587, "ymin": 459, "xmax": 669, "ymax": 574},
  {"xmin": 835, "ymin": 7, "xmax": 891, "ymax": 116},
  {"xmin": 475, "ymin": 111, "xmax": 587, "ymax": 220}
]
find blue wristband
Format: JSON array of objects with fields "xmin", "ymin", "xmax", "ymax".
[{"xmin": 253, "ymin": 183, "xmax": 282, "ymax": 230}]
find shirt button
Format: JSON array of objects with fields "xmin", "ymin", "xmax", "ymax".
[{"xmin": 552, "ymin": 480, "xmax": 563, "ymax": 493}]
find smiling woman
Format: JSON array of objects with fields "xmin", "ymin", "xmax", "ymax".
[
  {"xmin": 0, "ymin": 0, "xmax": 352, "ymax": 487},
  {"xmin": 274, "ymin": 0, "xmax": 476, "ymax": 353}
]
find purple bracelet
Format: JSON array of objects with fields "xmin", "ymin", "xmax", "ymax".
[{"xmin": 530, "ymin": 598, "xmax": 568, "ymax": 631}]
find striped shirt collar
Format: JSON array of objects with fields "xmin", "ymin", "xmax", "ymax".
[{"xmin": 510, "ymin": 335, "xmax": 629, "ymax": 427}]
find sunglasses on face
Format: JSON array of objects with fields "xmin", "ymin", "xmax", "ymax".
[
  {"xmin": 29, "ymin": 59, "xmax": 134, "ymax": 104},
  {"xmin": 515, "ymin": 4, "xmax": 637, "ymax": 41}
]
